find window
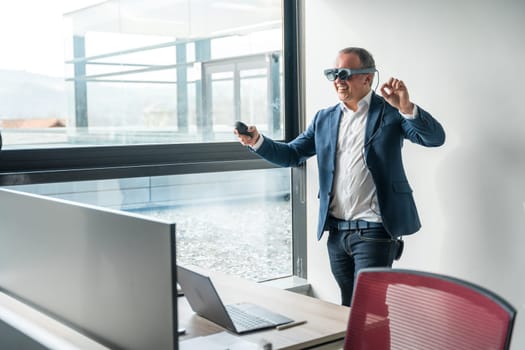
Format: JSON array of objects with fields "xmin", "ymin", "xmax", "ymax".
[
  {"xmin": 1, "ymin": 0, "xmax": 284, "ymax": 148},
  {"xmin": 7, "ymin": 168, "xmax": 292, "ymax": 282},
  {"xmin": 0, "ymin": 0, "xmax": 304, "ymax": 280}
]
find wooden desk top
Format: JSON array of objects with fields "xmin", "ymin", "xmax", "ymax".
[{"xmin": 178, "ymin": 268, "xmax": 349, "ymax": 350}]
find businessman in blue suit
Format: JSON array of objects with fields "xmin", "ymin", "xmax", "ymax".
[{"xmin": 235, "ymin": 47, "xmax": 445, "ymax": 306}]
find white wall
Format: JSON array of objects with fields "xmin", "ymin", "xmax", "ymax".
[{"xmin": 304, "ymin": 0, "xmax": 525, "ymax": 348}]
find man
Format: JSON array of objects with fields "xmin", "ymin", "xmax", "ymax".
[{"xmin": 234, "ymin": 47, "xmax": 445, "ymax": 306}]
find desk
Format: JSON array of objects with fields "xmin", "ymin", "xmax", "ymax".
[{"xmin": 178, "ymin": 268, "xmax": 349, "ymax": 350}]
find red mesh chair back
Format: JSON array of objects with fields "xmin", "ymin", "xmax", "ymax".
[{"xmin": 344, "ymin": 268, "xmax": 516, "ymax": 350}]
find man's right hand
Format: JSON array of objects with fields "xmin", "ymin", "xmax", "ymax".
[{"xmin": 233, "ymin": 124, "xmax": 260, "ymax": 147}]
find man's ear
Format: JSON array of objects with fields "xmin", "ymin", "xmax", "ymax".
[{"xmin": 363, "ymin": 74, "xmax": 371, "ymax": 86}]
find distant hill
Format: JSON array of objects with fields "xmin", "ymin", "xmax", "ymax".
[
  {"xmin": 0, "ymin": 69, "xmax": 178, "ymax": 127},
  {"xmin": 0, "ymin": 69, "xmax": 67, "ymax": 120}
]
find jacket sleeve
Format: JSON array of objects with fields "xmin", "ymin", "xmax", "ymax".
[
  {"xmin": 401, "ymin": 105, "xmax": 445, "ymax": 147},
  {"xmin": 254, "ymin": 115, "xmax": 318, "ymax": 167}
]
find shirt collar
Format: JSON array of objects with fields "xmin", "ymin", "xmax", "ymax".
[{"xmin": 340, "ymin": 90, "xmax": 373, "ymax": 113}]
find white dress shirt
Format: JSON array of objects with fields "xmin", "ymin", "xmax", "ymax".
[{"xmin": 329, "ymin": 91, "xmax": 382, "ymax": 222}]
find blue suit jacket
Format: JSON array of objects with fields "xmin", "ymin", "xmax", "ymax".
[{"xmin": 255, "ymin": 92, "xmax": 445, "ymax": 240}]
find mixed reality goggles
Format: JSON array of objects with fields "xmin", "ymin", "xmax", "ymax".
[{"xmin": 323, "ymin": 67, "xmax": 376, "ymax": 81}]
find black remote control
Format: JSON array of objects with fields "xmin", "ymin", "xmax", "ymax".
[{"xmin": 234, "ymin": 121, "xmax": 253, "ymax": 137}]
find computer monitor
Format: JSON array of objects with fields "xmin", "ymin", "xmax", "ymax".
[{"xmin": 0, "ymin": 188, "xmax": 178, "ymax": 350}]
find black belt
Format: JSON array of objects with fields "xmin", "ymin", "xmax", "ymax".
[{"xmin": 328, "ymin": 217, "xmax": 384, "ymax": 231}]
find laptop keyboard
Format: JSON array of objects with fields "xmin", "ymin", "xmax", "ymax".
[{"xmin": 225, "ymin": 304, "xmax": 274, "ymax": 330}]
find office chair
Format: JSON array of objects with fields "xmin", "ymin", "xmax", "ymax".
[{"xmin": 344, "ymin": 268, "xmax": 516, "ymax": 350}]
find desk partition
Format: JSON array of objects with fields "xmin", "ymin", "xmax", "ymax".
[{"xmin": 0, "ymin": 189, "xmax": 178, "ymax": 350}]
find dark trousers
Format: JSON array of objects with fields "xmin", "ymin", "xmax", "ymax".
[{"xmin": 327, "ymin": 225, "xmax": 399, "ymax": 306}]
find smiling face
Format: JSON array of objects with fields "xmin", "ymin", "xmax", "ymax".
[{"xmin": 333, "ymin": 52, "xmax": 373, "ymax": 111}]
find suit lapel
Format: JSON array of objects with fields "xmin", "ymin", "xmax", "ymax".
[
  {"xmin": 330, "ymin": 105, "xmax": 342, "ymax": 153},
  {"xmin": 365, "ymin": 92, "xmax": 383, "ymax": 146}
]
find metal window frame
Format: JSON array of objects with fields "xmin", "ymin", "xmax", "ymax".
[{"xmin": 283, "ymin": 0, "xmax": 307, "ymax": 279}]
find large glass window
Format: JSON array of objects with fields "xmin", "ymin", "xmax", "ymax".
[
  {"xmin": 0, "ymin": 0, "xmax": 304, "ymax": 280},
  {"xmin": 0, "ymin": 0, "xmax": 283, "ymax": 148}
]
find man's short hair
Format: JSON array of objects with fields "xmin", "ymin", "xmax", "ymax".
[{"xmin": 339, "ymin": 47, "xmax": 376, "ymax": 69}]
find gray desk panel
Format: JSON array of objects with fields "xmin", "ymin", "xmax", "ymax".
[{"xmin": 0, "ymin": 189, "xmax": 177, "ymax": 350}]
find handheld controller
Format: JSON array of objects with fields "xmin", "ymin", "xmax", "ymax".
[{"xmin": 234, "ymin": 121, "xmax": 253, "ymax": 137}]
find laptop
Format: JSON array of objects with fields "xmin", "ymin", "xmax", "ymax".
[{"xmin": 177, "ymin": 265, "xmax": 294, "ymax": 334}]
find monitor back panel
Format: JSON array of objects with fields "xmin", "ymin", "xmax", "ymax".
[{"xmin": 0, "ymin": 189, "xmax": 177, "ymax": 350}]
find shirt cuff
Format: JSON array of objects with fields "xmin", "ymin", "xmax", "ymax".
[
  {"xmin": 250, "ymin": 134, "xmax": 265, "ymax": 150},
  {"xmin": 400, "ymin": 104, "xmax": 418, "ymax": 119}
]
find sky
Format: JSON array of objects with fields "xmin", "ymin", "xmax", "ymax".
[{"xmin": 0, "ymin": 0, "xmax": 103, "ymax": 77}]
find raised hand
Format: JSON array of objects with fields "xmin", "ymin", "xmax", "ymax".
[{"xmin": 380, "ymin": 77, "xmax": 414, "ymax": 114}]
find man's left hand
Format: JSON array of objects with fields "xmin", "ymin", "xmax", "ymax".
[{"xmin": 380, "ymin": 77, "xmax": 414, "ymax": 114}]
